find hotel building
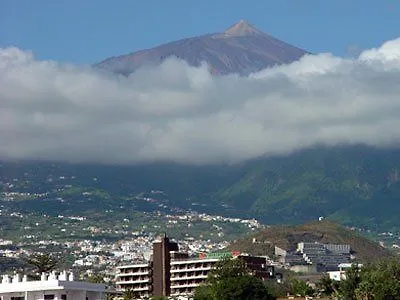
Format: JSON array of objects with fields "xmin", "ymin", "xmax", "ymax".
[{"xmin": 116, "ymin": 235, "xmax": 274, "ymax": 298}]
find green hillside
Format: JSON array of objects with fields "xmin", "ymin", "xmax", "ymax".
[
  {"xmin": 228, "ymin": 220, "xmax": 392, "ymax": 262},
  {"xmin": 2, "ymin": 145, "xmax": 400, "ymax": 232},
  {"xmin": 213, "ymin": 146, "xmax": 400, "ymax": 231}
]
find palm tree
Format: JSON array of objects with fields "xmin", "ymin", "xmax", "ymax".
[{"xmin": 25, "ymin": 252, "xmax": 59, "ymax": 274}]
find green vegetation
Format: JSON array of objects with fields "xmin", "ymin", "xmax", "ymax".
[
  {"xmin": 2, "ymin": 145, "xmax": 400, "ymax": 243},
  {"xmin": 356, "ymin": 258, "xmax": 400, "ymax": 300},
  {"xmin": 122, "ymin": 289, "xmax": 140, "ymax": 300},
  {"xmin": 194, "ymin": 257, "xmax": 400, "ymax": 300},
  {"xmin": 24, "ymin": 252, "xmax": 59, "ymax": 274},
  {"xmin": 313, "ymin": 258, "xmax": 400, "ymax": 300},
  {"xmin": 194, "ymin": 257, "xmax": 274, "ymax": 300},
  {"xmin": 316, "ymin": 274, "xmax": 338, "ymax": 297},
  {"xmin": 289, "ymin": 278, "xmax": 314, "ymax": 297},
  {"xmin": 0, "ymin": 257, "xmax": 28, "ymax": 273},
  {"xmin": 87, "ymin": 274, "xmax": 106, "ymax": 284},
  {"xmin": 214, "ymin": 146, "xmax": 400, "ymax": 232},
  {"xmin": 339, "ymin": 264, "xmax": 361, "ymax": 300},
  {"xmin": 228, "ymin": 220, "xmax": 393, "ymax": 262},
  {"xmin": 0, "ymin": 207, "xmax": 253, "ymax": 244}
]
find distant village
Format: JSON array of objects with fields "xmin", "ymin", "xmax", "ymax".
[
  {"xmin": 1, "ymin": 174, "xmax": 399, "ymax": 299},
  {"xmin": 1, "ymin": 219, "xmax": 390, "ymax": 300},
  {"xmin": 0, "ymin": 229, "xmax": 364, "ymax": 300}
]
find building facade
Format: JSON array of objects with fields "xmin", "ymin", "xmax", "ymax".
[
  {"xmin": 116, "ymin": 235, "xmax": 275, "ymax": 298},
  {"xmin": 152, "ymin": 234, "xmax": 178, "ymax": 296},
  {"xmin": 297, "ymin": 242, "xmax": 351, "ymax": 272},
  {"xmin": 115, "ymin": 263, "xmax": 152, "ymax": 297},
  {"xmin": 0, "ymin": 271, "xmax": 105, "ymax": 300}
]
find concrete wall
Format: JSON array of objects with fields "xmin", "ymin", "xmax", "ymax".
[{"xmin": 289, "ymin": 264, "xmax": 317, "ymax": 274}]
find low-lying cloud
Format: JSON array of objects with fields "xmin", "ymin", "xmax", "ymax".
[{"xmin": 1, "ymin": 39, "xmax": 400, "ymax": 164}]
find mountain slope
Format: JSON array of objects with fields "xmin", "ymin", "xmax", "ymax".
[
  {"xmin": 214, "ymin": 146, "xmax": 400, "ymax": 231},
  {"xmin": 228, "ymin": 220, "xmax": 392, "ymax": 262},
  {"xmin": 95, "ymin": 20, "xmax": 308, "ymax": 75},
  {"xmin": 2, "ymin": 146, "xmax": 400, "ymax": 232}
]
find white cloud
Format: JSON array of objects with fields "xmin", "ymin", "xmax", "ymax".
[{"xmin": 1, "ymin": 39, "xmax": 400, "ymax": 164}]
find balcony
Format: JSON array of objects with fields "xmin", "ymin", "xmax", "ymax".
[
  {"xmin": 117, "ymin": 286, "xmax": 150, "ymax": 292},
  {"xmin": 116, "ymin": 278, "xmax": 151, "ymax": 285},
  {"xmin": 170, "ymin": 282, "xmax": 202, "ymax": 289},
  {"xmin": 170, "ymin": 274, "xmax": 208, "ymax": 281},
  {"xmin": 170, "ymin": 266, "xmax": 213, "ymax": 273},
  {"xmin": 117, "ymin": 270, "xmax": 150, "ymax": 276}
]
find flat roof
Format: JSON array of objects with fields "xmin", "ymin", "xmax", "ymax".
[{"xmin": 0, "ymin": 280, "xmax": 105, "ymax": 294}]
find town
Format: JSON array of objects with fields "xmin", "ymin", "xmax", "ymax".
[
  {"xmin": 1, "ymin": 230, "xmax": 398, "ymax": 299},
  {"xmin": 1, "ymin": 171, "xmax": 400, "ymax": 298}
]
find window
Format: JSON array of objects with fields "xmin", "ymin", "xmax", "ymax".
[
  {"xmin": 11, "ymin": 297, "xmax": 24, "ymax": 300},
  {"xmin": 44, "ymin": 295, "xmax": 55, "ymax": 300},
  {"xmin": 61, "ymin": 295, "xmax": 67, "ymax": 300}
]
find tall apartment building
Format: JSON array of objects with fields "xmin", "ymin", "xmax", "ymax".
[
  {"xmin": 115, "ymin": 263, "xmax": 152, "ymax": 298},
  {"xmin": 116, "ymin": 235, "xmax": 275, "ymax": 298}
]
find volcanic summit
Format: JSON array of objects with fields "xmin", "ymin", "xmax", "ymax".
[{"xmin": 95, "ymin": 20, "xmax": 308, "ymax": 75}]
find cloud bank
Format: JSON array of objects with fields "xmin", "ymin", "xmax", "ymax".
[{"xmin": 1, "ymin": 39, "xmax": 400, "ymax": 164}]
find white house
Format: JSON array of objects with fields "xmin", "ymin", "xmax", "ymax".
[
  {"xmin": 327, "ymin": 263, "xmax": 363, "ymax": 281},
  {"xmin": 0, "ymin": 271, "xmax": 106, "ymax": 300}
]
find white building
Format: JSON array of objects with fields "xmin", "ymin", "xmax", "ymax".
[
  {"xmin": 0, "ymin": 271, "xmax": 106, "ymax": 300},
  {"xmin": 169, "ymin": 257, "xmax": 219, "ymax": 296},
  {"xmin": 327, "ymin": 263, "xmax": 363, "ymax": 281},
  {"xmin": 115, "ymin": 263, "xmax": 152, "ymax": 297}
]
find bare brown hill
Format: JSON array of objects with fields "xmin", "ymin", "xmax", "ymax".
[{"xmin": 229, "ymin": 220, "xmax": 392, "ymax": 262}]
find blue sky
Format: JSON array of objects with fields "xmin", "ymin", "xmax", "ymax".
[{"xmin": 0, "ymin": 0, "xmax": 399, "ymax": 64}]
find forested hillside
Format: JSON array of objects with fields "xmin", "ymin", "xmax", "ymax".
[{"xmin": 2, "ymin": 145, "xmax": 400, "ymax": 231}]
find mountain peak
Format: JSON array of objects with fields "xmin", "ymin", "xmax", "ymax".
[
  {"xmin": 224, "ymin": 20, "xmax": 265, "ymax": 36},
  {"xmin": 96, "ymin": 20, "xmax": 308, "ymax": 76}
]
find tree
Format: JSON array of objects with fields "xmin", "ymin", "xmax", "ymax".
[
  {"xmin": 316, "ymin": 274, "xmax": 336, "ymax": 296},
  {"xmin": 290, "ymin": 278, "xmax": 314, "ymax": 297},
  {"xmin": 194, "ymin": 284, "xmax": 214, "ymax": 300},
  {"xmin": 264, "ymin": 280, "xmax": 291, "ymax": 299},
  {"xmin": 194, "ymin": 257, "xmax": 274, "ymax": 300},
  {"xmin": 339, "ymin": 264, "xmax": 361, "ymax": 300},
  {"xmin": 207, "ymin": 257, "xmax": 248, "ymax": 282},
  {"xmin": 215, "ymin": 275, "xmax": 274, "ymax": 300},
  {"xmin": 356, "ymin": 258, "xmax": 400, "ymax": 300},
  {"xmin": 88, "ymin": 274, "xmax": 105, "ymax": 284},
  {"xmin": 123, "ymin": 289, "xmax": 139, "ymax": 300},
  {"xmin": 25, "ymin": 253, "xmax": 59, "ymax": 274}
]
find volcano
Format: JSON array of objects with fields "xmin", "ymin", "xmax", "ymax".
[{"xmin": 95, "ymin": 20, "xmax": 308, "ymax": 76}]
